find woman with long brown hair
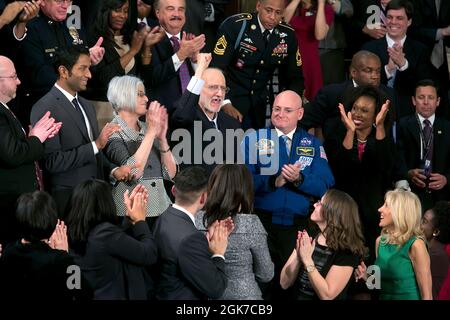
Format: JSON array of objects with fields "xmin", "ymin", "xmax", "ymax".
[
  {"xmin": 280, "ymin": 189, "xmax": 367, "ymax": 300},
  {"xmin": 196, "ymin": 164, "xmax": 274, "ymax": 300}
]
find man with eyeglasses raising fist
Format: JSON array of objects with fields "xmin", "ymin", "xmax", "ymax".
[{"xmin": 171, "ymin": 52, "xmax": 241, "ymax": 175}]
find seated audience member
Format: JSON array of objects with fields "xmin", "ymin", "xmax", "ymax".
[
  {"xmin": 396, "ymin": 79, "xmax": 450, "ymax": 212},
  {"xmin": 196, "ymin": 164, "xmax": 274, "ymax": 300},
  {"xmin": 324, "ymin": 85, "xmax": 395, "ymax": 262},
  {"xmin": 171, "ymin": 53, "xmax": 241, "ymax": 175},
  {"xmin": 0, "ymin": 191, "xmax": 91, "ymax": 299},
  {"xmin": 421, "ymin": 201, "xmax": 450, "ymax": 299},
  {"xmin": 280, "ymin": 189, "xmax": 367, "ymax": 300},
  {"xmin": 437, "ymin": 242, "xmax": 450, "ymax": 300},
  {"xmin": 66, "ymin": 180, "xmax": 157, "ymax": 300},
  {"xmin": 355, "ymin": 189, "xmax": 433, "ymax": 300},
  {"xmin": 153, "ymin": 166, "xmax": 232, "ymax": 300},
  {"xmin": 105, "ymin": 75, "xmax": 176, "ymax": 226},
  {"xmin": 300, "ymin": 50, "xmax": 398, "ymax": 140},
  {"xmin": 85, "ymin": 0, "xmax": 165, "ymax": 129}
]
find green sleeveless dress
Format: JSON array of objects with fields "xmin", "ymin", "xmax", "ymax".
[{"xmin": 375, "ymin": 236, "xmax": 421, "ymax": 300}]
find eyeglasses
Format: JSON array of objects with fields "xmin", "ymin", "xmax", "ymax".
[
  {"xmin": 0, "ymin": 74, "xmax": 18, "ymax": 80},
  {"xmin": 53, "ymin": 0, "xmax": 73, "ymax": 5},
  {"xmin": 137, "ymin": 91, "xmax": 147, "ymax": 97},
  {"xmin": 272, "ymin": 106, "xmax": 301, "ymax": 114},
  {"xmin": 207, "ymin": 85, "xmax": 229, "ymax": 94}
]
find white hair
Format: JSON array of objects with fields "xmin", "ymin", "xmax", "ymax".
[{"xmin": 107, "ymin": 75, "xmax": 145, "ymax": 113}]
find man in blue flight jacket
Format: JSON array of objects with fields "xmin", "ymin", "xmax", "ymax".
[{"xmin": 242, "ymin": 90, "xmax": 334, "ymax": 299}]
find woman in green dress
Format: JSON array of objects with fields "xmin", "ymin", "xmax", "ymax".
[{"xmin": 355, "ymin": 189, "xmax": 432, "ymax": 299}]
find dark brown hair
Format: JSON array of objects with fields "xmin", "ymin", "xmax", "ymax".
[
  {"xmin": 203, "ymin": 164, "xmax": 254, "ymax": 228},
  {"xmin": 321, "ymin": 189, "xmax": 368, "ymax": 257}
]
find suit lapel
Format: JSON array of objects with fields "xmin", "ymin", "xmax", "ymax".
[
  {"xmin": 78, "ymin": 96, "xmax": 98, "ymax": 138},
  {"xmin": 0, "ymin": 102, "xmax": 26, "ymax": 137},
  {"xmin": 50, "ymin": 87, "xmax": 90, "ymax": 141},
  {"xmin": 248, "ymin": 15, "xmax": 266, "ymax": 53},
  {"xmin": 170, "ymin": 206, "xmax": 196, "ymax": 227},
  {"xmin": 406, "ymin": 116, "xmax": 421, "ymax": 148},
  {"xmin": 433, "ymin": 117, "xmax": 445, "ymax": 163}
]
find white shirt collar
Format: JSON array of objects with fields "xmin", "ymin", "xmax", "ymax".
[
  {"xmin": 386, "ymin": 34, "xmax": 406, "ymax": 48},
  {"xmin": 275, "ymin": 127, "xmax": 296, "ymax": 140},
  {"xmin": 203, "ymin": 111, "xmax": 218, "ymax": 127},
  {"xmin": 417, "ymin": 113, "xmax": 435, "ymax": 127},
  {"xmin": 257, "ymin": 16, "xmax": 272, "ymax": 34},
  {"xmin": 137, "ymin": 17, "xmax": 148, "ymax": 25},
  {"xmin": 165, "ymin": 31, "xmax": 181, "ymax": 40},
  {"xmin": 55, "ymin": 83, "xmax": 78, "ymax": 102},
  {"xmin": 172, "ymin": 204, "xmax": 196, "ymax": 226},
  {"xmin": 352, "ymin": 79, "xmax": 359, "ymax": 88}
]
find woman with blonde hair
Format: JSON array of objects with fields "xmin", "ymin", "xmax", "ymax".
[
  {"xmin": 280, "ymin": 189, "xmax": 367, "ymax": 300},
  {"xmin": 356, "ymin": 189, "xmax": 433, "ymax": 300}
]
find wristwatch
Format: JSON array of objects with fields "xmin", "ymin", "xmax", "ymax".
[{"xmin": 306, "ymin": 264, "xmax": 316, "ymax": 273}]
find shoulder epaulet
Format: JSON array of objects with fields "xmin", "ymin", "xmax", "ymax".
[{"xmin": 278, "ymin": 21, "xmax": 294, "ymax": 32}]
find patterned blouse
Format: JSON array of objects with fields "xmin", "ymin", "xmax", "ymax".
[{"xmin": 105, "ymin": 114, "xmax": 173, "ymax": 217}]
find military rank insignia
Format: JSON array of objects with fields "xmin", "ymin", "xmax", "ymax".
[
  {"xmin": 214, "ymin": 35, "xmax": 227, "ymax": 55},
  {"xmin": 69, "ymin": 26, "xmax": 83, "ymax": 45},
  {"xmin": 296, "ymin": 48, "xmax": 302, "ymax": 67}
]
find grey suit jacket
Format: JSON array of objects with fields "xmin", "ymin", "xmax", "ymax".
[
  {"xmin": 196, "ymin": 212, "xmax": 274, "ymax": 300},
  {"xmin": 30, "ymin": 86, "xmax": 101, "ymax": 191}
]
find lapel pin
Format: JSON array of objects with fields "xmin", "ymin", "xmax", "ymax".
[
  {"xmin": 251, "ymin": 24, "xmax": 256, "ymax": 30},
  {"xmin": 438, "ymin": 130, "xmax": 442, "ymax": 134}
]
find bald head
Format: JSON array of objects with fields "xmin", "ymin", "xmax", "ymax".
[
  {"xmin": 271, "ymin": 90, "xmax": 303, "ymax": 133},
  {"xmin": 0, "ymin": 56, "xmax": 20, "ymax": 104},
  {"xmin": 350, "ymin": 50, "xmax": 381, "ymax": 87}
]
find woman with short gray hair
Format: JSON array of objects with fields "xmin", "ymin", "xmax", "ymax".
[{"xmin": 104, "ymin": 75, "xmax": 177, "ymax": 226}]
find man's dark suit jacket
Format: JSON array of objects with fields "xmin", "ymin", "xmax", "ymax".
[
  {"xmin": 30, "ymin": 87, "xmax": 102, "ymax": 191},
  {"xmin": 142, "ymin": 34, "xmax": 195, "ymax": 115},
  {"xmin": 0, "ymin": 102, "xmax": 43, "ymax": 243},
  {"xmin": 171, "ymin": 89, "xmax": 241, "ymax": 175},
  {"xmin": 397, "ymin": 114, "xmax": 450, "ymax": 210},
  {"xmin": 153, "ymin": 206, "xmax": 227, "ymax": 300},
  {"xmin": 362, "ymin": 36, "xmax": 433, "ymax": 118},
  {"xmin": 299, "ymin": 80, "xmax": 398, "ymax": 138}
]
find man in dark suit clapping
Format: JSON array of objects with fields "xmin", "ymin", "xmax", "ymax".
[
  {"xmin": 0, "ymin": 55, "xmax": 61, "ymax": 244},
  {"xmin": 153, "ymin": 166, "xmax": 233, "ymax": 300}
]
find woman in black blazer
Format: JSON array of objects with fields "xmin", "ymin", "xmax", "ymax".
[{"xmin": 66, "ymin": 179, "xmax": 158, "ymax": 300}]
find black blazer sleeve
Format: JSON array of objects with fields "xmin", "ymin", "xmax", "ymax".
[
  {"xmin": 0, "ymin": 111, "xmax": 43, "ymax": 167},
  {"xmin": 178, "ymin": 231, "xmax": 227, "ymax": 299},
  {"xmin": 104, "ymin": 220, "xmax": 157, "ymax": 266},
  {"xmin": 171, "ymin": 89, "xmax": 201, "ymax": 129}
]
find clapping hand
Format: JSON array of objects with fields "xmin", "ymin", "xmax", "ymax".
[
  {"xmin": 89, "ymin": 37, "xmax": 105, "ymax": 66},
  {"xmin": 296, "ymin": 230, "xmax": 315, "ymax": 266},
  {"xmin": 338, "ymin": 103, "xmax": 355, "ymax": 132},
  {"xmin": 49, "ymin": 220, "xmax": 68, "ymax": 252},
  {"xmin": 123, "ymin": 184, "xmax": 148, "ymax": 224},
  {"xmin": 375, "ymin": 100, "xmax": 390, "ymax": 127}
]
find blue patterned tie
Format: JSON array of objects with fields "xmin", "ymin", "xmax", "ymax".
[
  {"xmin": 422, "ymin": 119, "xmax": 433, "ymax": 176},
  {"xmin": 281, "ymin": 135, "xmax": 291, "ymax": 156}
]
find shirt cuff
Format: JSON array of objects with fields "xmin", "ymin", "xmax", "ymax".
[
  {"xmin": 110, "ymin": 167, "xmax": 119, "ymax": 185},
  {"xmin": 187, "ymin": 76, "xmax": 205, "ymax": 94},
  {"xmin": 172, "ymin": 53, "xmax": 183, "ymax": 71},
  {"xmin": 191, "ymin": 61, "xmax": 198, "ymax": 72},
  {"xmin": 91, "ymin": 141, "xmax": 99, "ymax": 155},
  {"xmin": 436, "ymin": 29, "xmax": 444, "ymax": 41},
  {"xmin": 212, "ymin": 254, "xmax": 225, "ymax": 260},
  {"xmin": 398, "ymin": 59, "xmax": 408, "ymax": 71},
  {"xmin": 395, "ymin": 179, "xmax": 411, "ymax": 191},
  {"xmin": 384, "ymin": 65, "xmax": 394, "ymax": 79},
  {"xmin": 13, "ymin": 24, "xmax": 27, "ymax": 41},
  {"xmin": 221, "ymin": 99, "xmax": 231, "ymax": 107}
]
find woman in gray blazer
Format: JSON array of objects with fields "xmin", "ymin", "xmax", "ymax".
[{"xmin": 196, "ymin": 164, "xmax": 274, "ymax": 300}]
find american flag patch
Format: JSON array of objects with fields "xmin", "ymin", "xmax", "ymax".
[{"xmin": 320, "ymin": 146, "xmax": 328, "ymax": 160}]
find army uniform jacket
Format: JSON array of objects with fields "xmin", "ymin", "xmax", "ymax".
[{"xmin": 212, "ymin": 13, "xmax": 304, "ymax": 119}]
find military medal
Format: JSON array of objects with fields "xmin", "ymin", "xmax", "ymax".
[{"xmin": 68, "ymin": 26, "xmax": 83, "ymax": 45}]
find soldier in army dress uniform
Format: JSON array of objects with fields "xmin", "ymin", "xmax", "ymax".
[{"xmin": 211, "ymin": 0, "xmax": 304, "ymax": 129}]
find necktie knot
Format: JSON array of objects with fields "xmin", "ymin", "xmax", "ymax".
[
  {"xmin": 281, "ymin": 135, "xmax": 291, "ymax": 155},
  {"xmin": 170, "ymin": 36, "xmax": 180, "ymax": 52},
  {"xmin": 263, "ymin": 29, "xmax": 270, "ymax": 44},
  {"xmin": 423, "ymin": 119, "xmax": 431, "ymax": 127}
]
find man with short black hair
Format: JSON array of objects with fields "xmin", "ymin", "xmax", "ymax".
[{"xmin": 153, "ymin": 166, "xmax": 233, "ymax": 300}]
